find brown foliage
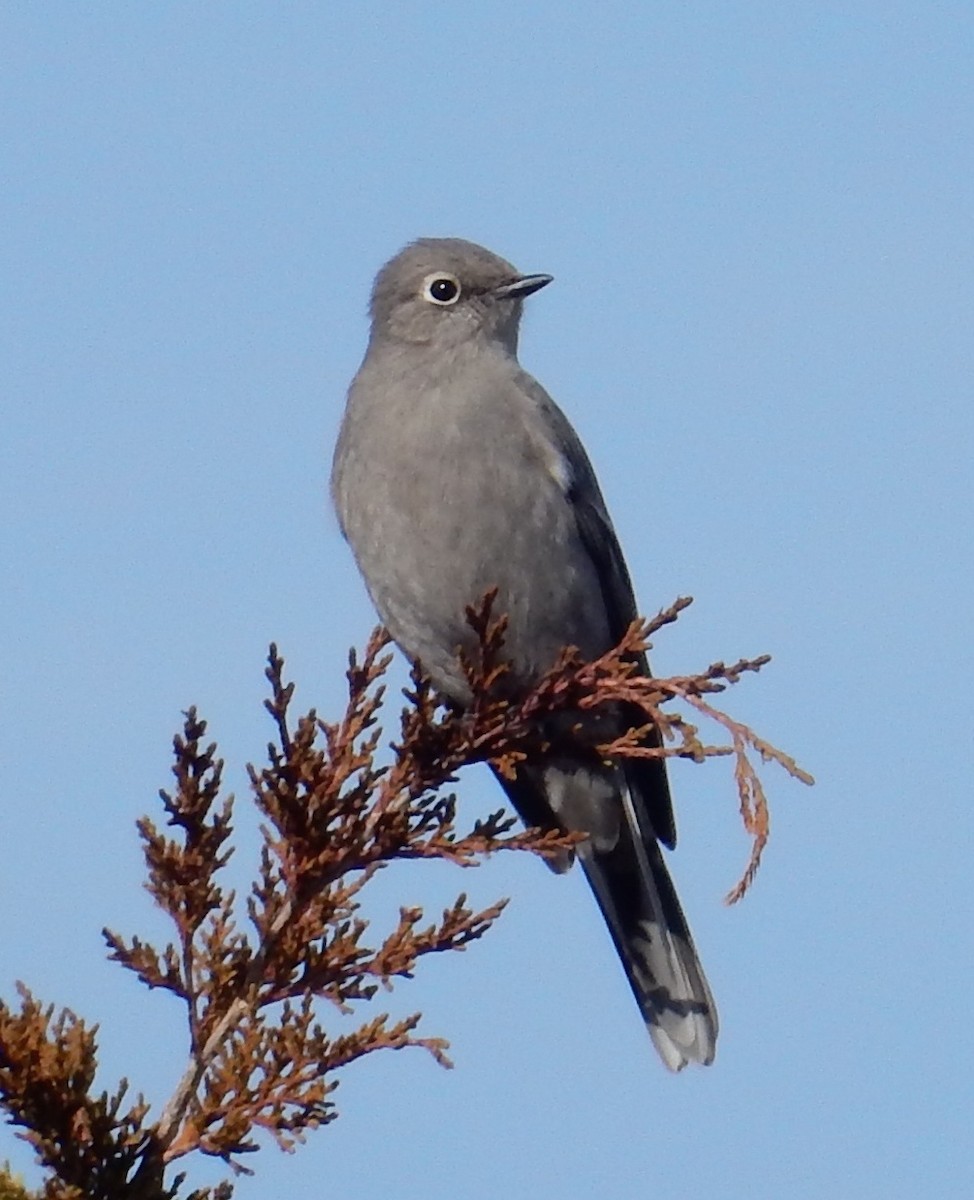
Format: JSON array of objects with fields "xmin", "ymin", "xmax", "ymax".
[
  {"xmin": 0, "ymin": 598, "xmax": 811, "ymax": 1197},
  {"xmin": 0, "ymin": 1162, "xmax": 38, "ymax": 1200}
]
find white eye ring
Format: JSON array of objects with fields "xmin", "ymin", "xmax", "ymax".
[{"xmin": 422, "ymin": 272, "xmax": 462, "ymax": 306}]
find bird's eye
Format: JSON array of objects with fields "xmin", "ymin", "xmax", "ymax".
[{"xmin": 422, "ymin": 273, "xmax": 461, "ymax": 306}]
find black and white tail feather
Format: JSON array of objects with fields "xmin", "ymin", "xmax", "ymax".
[
  {"xmin": 579, "ymin": 770, "xmax": 717, "ymax": 1070},
  {"xmin": 496, "ymin": 751, "xmax": 718, "ymax": 1071}
]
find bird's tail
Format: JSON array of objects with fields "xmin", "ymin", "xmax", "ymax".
[{"xmin": 577, "ymin": 786, "xmax": 718, "ymax": 1071}]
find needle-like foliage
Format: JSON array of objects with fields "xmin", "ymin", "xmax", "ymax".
[{"xmin": 0, "ymin": 598, "xmax": 811, "ymax": 1197}]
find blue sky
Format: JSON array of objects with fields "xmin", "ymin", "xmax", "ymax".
[{"xmin": 2, "ymin": 4, "xmax": 972, "ymax": 1197}]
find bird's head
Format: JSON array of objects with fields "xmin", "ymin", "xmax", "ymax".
[{"xmin": 368, "ymin": 237, "xmax": 552, "ymax": 354}]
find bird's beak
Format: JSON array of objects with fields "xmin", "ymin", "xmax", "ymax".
[{"xmin": 491, "ymin": 273, "xmax": 554, "ymax": 300}]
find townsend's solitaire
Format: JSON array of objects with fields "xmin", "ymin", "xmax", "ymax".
[{"xmin": 331, "ymin": 238, "xmax": 717, "ymax": 1069}]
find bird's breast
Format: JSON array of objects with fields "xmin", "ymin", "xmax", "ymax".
[{"xmin": 335, "ymin": 356, "xmax": 610, "ymax": 695}]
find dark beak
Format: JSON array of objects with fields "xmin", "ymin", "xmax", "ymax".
[{"xmin": 491, "ymin": 273, "xmax": 554, "ymax": 300}]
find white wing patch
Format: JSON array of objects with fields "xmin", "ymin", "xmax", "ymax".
[{"xmin": 543, "ymin": 442, "xmax": 573, "ymax": 494}]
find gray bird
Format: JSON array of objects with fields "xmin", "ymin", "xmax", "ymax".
[{"xmin": 331, "ymin": 237, "xmax": 717, "ymax": 1070}]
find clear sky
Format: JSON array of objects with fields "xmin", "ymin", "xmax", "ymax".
[{"xmin": 2, "ymin": 4, "xmax": 972, "ymax": 1198}]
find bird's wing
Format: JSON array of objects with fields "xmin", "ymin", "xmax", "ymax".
[{"xmin": 516, "ymin": 369, "xmax": 677, "ymax": 848}]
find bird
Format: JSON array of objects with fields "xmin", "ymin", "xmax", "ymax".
[{"xmin": 331, "ymin": 237, "xmax": 717, "ymax": 1070}]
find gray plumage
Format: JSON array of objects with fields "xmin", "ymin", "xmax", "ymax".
[{"xmin": 331, "ymin": 237, "xmax": 717, "ymax": 1070}]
